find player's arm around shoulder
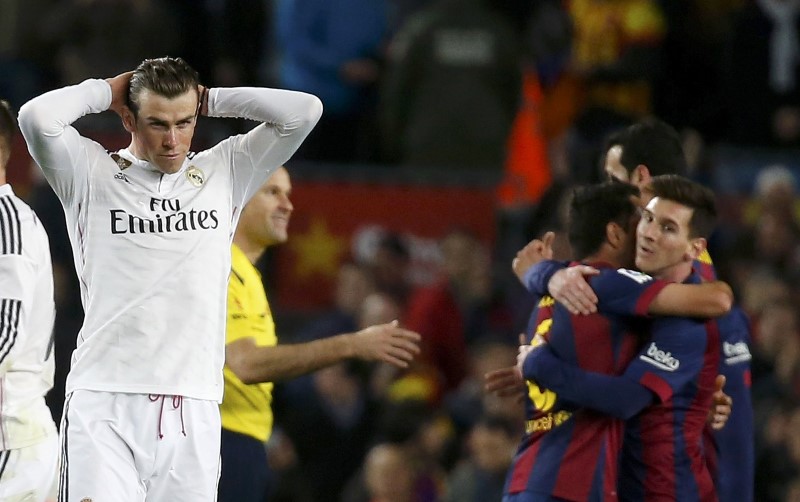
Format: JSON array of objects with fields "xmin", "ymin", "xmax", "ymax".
[{"xmin": 648, "ymin": 280, "xmax": 733, "ymax": 318}]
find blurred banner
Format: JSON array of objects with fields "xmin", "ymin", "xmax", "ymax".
[{"xmin": 273, "ymin": 180, "xmax": 497, "ymax": 310}]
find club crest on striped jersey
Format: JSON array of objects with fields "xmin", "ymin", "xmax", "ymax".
[{"xmin": 186, "ymin": 166, "xmax": 205, "ymax": 187}]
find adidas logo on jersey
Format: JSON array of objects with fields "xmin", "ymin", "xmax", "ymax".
[
  {"xmin": 639, "ymin": 342, "xmax": 680, "ymax": 371},
  {"xmin": 723, "ymin": 341, "xmax": 752, "ymax": 365}
]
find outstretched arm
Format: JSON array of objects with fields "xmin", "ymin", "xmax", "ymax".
[{"xmin": 225, "ymin": 321, "xmax": 421, "ymax": 384}]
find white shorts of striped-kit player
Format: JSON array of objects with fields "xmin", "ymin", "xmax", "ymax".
[
  {"xmin": 0, "ymin": 433, "xmax": 58, "ymax": 502},
  {"xmin": 58, "ymin": 390, "xmax": 221, "ymax": 502}
]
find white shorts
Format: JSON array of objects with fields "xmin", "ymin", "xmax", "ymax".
[
  {"xmin": 58, "ymin": 390, "xmax": 221, "ymax": 502},
  {"xmin": 0, "ymin": 433, "xmax": 58, "ymax": 502}
]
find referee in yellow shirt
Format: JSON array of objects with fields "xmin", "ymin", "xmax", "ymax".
[{"xmin": 218, "ymin": 167, "xmax": 421, "ymax": 502}]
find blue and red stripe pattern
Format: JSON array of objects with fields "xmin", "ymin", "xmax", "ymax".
[
  {"xmin": 505, "ymin": 264, "xmax": 666, "ymax": 501},
  {"xmin": 618, "ymin": 271, "xmax": 721, "ymax": 502}
]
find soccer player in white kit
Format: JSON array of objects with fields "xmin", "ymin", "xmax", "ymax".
[
  {"xmin": 0, "ymin": 100, "xmax": 58, "ymax": 501},
  {"xmin": 18, "ymin": 57, "xmax": 322, "ymax": 501}
]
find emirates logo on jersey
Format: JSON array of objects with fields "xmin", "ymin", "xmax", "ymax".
[{"xmin": 186, "ymin": 166, "xmax": 205, "ymax": 187}]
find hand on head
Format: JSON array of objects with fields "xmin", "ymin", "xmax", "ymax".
[{"xmin": 106, "ymin": 71, "xmax": 135, "ymax": 117}]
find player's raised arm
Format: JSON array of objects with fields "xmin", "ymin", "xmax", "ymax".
[
  {"xmin": 18, "ymin": 78, "xmax": 113, "ymax": 177},
  {"xmin": 207, "ymin": 86, "xmax": 322, "ymax": 171}
]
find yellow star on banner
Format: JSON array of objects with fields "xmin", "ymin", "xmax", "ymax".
[{"xmin": 290, "ymin": 218, "xmax": 347, "ymax": 279}]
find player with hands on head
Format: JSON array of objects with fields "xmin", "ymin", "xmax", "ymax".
[{"xmin": 19, "ymin": 56, "xmax": 322, "ymax": 501}]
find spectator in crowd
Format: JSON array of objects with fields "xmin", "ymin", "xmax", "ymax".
[
  {"xmin": 274, "ymin": 0, "xmax": 388, "ymax": 162},
  {"xmin": 444, "ymin": 414, "xmax": 519, "ymax": 502},
  {"xmin": 563, "ymin": 0, "xmax": 667, "ymax": 182},
  {"xmin": 724, "ymin": 0, "xmax": 800, "ymax": 147},
  {"xmin": 379, "ymin": 0, "xmax": 522, "ymax": 170},
  {"xmin": 403, "ymin": 229, "xmax": 495, "ymax": 395}
]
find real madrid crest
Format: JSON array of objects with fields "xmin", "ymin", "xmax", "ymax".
[
  {"xmin": 186, "ymin": 166, "xmax": 205, "ymax": 187},
  {"xmin": 110, "ymin": 153, "xmax": 132, "ymax": 170}
]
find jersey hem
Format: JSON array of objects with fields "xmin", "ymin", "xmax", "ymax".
[{"xmin": 65, "ymin": 383, "xmax": 223, "ymax": 403}]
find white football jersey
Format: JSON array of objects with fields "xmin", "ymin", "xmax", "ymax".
[
  {"xmin": 0, "ymin": 184, "xmax": 57, "ymax": 450},
  {"xmin": 19, "ymin": 79, "xmax": 322, "ymax": 401}
]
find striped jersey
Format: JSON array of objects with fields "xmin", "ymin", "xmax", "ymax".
[
  {"xmin": 18, "ymin": 79, "xmax": 321, "ymax": 401},
  {"xmin": 695, "ymin": 253, "xmax": 754, "ymax": 501},
  {"xmin": 0, "ymin": 184, "xmax": 56, "ymax": 450},
  {"xmin": 506, "ymin": 263, "xmax": 668, "ymax": 501},
  {"xmin": 703, "ymin": 307, "xmax": 754, "ymax": 502},
  {"xmin": 618, "ymin": 271, "xmax": 720, "ymax": 502}
]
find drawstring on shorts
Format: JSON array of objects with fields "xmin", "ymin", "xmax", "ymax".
[{"xmin": 148, "ymin": 394, "xmax": 186, "ymax": 439}]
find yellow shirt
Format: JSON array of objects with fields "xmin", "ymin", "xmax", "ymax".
[{"xmin": 220, "ymin": 244, "xmax": 277, "ymax": 442}]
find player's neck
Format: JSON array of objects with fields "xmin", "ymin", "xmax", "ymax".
[
  {"xmin": 655, "ymin": 262, "xmax": 693, "ymax": 283},
  {"xmin": 587, "ymin": 248, "xmax": 626, "ymax": 269}
]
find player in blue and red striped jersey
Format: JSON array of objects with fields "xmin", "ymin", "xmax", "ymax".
[
  {"xmin": 488, "ymin": 181, "xmax": 733, "ymax": 502},
  {"xmin": 520, "ymin": 175, "xmax": 728, "ymax": 501},
  {"xmin": 523, "ymin": 181, "xmax": 753, "ymax": 500},
  {"xmin": 702, "ymin": 305, "xmax": 753, "ymax": 502},
  {"xmin": 530, "ymin": 118, "xmax": 751, "ymax": 501}
]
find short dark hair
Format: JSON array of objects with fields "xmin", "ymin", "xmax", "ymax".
[
  {"xmin": 128, "ymin": 57, "xmax": 200, "ymax": 117},
  {"xmin": 615, "ymin": 118, "xmax": 688, "ymax": 177},
  {"xmin": 645, "ymin": 175, "xmax": 717, "ymax": 239},
  {"xmin": 0, "ymin": 100, "xmax": 16, "ymax": 168},
  {"xmin": 568, "ymin": 181, "xmax": 641, "ymax": 260}
]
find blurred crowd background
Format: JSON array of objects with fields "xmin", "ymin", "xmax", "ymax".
[{"xmin": 2, "ymin": 0, "xmax": 800, "ymax": 500}]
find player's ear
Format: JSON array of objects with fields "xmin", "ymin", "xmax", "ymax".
[
  {"xmin": 121, "ymin": 106, "xmax": 136, "ymax": 133},
  {"xmin": 685, "ymin": 237, "xmax": 706, "ymax": 261},
  {"xmin": 632, "ymin": 165, "xmax": 651, "ymax": 186},
  {"xmin": 606, "ymin": 221, "xmax": 624, "ymax": 249}
]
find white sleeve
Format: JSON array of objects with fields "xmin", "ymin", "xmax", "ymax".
[
  {"xmin": 207, "ymin": 87, "xmax": 323, "ymax": 203},
  {"xmin": 0, "ymin": 254, "xmax": 29, "ymax": 376},
  {"xmin": 18, "ymin": 79, "xmax": 111, "ymax": 204}
]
